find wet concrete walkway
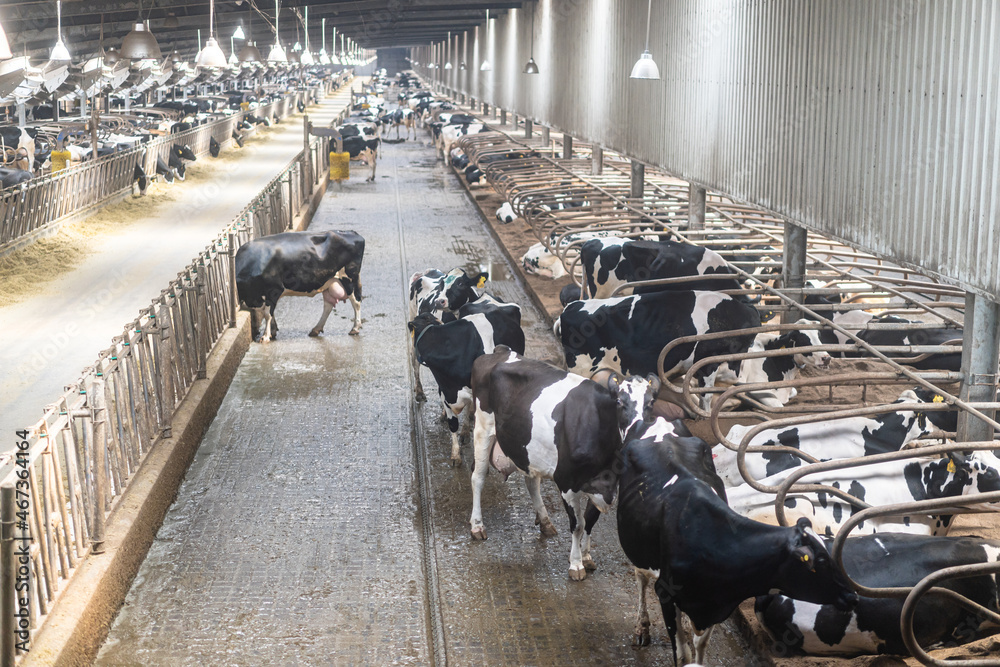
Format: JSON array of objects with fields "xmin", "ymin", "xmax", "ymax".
[
  {"xmin": 0, "ymin": 84, "xmax": 353, "ymax": 441},
  {"xmin": 96, "ymin": 131, "xmax": 754, "ymax": 665}
]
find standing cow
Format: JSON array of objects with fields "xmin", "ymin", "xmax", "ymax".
[
  {"xmin": 469, "ymin": 348, "xmax": 655, "ymax": 580},
  {"xmin": 235, "ymin": 231, "xmax": 364, "ymax": 340}
]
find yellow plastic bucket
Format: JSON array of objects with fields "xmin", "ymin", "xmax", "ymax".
[{"xmin": 329, "ymin": 152, "xmax": 350, "ymax": 181}]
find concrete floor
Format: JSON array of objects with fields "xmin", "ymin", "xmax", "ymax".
[
  {"xmin": 95, "ymin": 127, "xmax": 759, "ymax": 665},
  {"xmin": 0, "ymin": 85, "xmax": 352, "ymax": 441}
]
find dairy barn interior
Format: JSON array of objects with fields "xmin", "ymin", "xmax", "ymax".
[{"xmin": 1, "ymin": 0, "xmax": 1000, "ymax": 665}]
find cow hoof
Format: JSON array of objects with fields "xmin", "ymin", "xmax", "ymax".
[
  {"xmin": 582, "ymin": 556, "xmax": 597, "ymax": 572},
  {"xmin": 471, "ymin": 526, "xmax": 487, "ymax": 541},
  {"xmin": 633, "ymin": 630, "xmax": 651, "ymax": 647},
  {"xmin": 415, "ymin": 391, "xmax": 426, "ymax": 402},
  {"xmin": 569, "ymin": 567, "xmax": 587, "ymax": 581},
  {"xmin": 308, "ymin": 328, "xmax": 322, "ymax": 337},
  {"xmin": 349, "ymin": 328, "xmax": 360, "ymax": 336},
  {"xmin": 538, "ymin": 517, "xmax": 558, "ymax": 537},
  {"xmin": 450, "ymin": 454, "xmax": 462, "ymax": 468}
]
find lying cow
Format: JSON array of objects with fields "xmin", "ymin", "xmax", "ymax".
[
  {"xmin": 717, "ymin": 388, "xmax": 958, "ymax": 487},
  {"xmin": 235, "ymin": 230, "xmax": 365, "ymax": 341},
  {"xmin": 469, "ymin": 349, "xmax": 649, "ymax": 580},
  {"xmin": 579, "ymin": 237, "xmax": 742, "ymax": 299},
  {"xmin": 756, "ymin": 533, "xmax": 1000, "ymax": 656},
  {"xmin": 521, "ymin": 230, "xmax": 628, "ymax": 279},
  {"xmin": 726, "ymin": 450, "xmax": 1000, "ymax": 536},
  {"xmin": 555, "ymin": 290, "xmax": 761, "ymax": 386},
  {"xmin": 617, "ymin": 431, "xmax": 857, "ymax": 665},
  {"xmin": 409, "ymin": 295, "xmax": 525, "ymax": 465},
  {"xmin": 0, "ymin": 167, "xmax": 32, "ymax": 189},
  {"xmin": 496, "ymin": 202, "xmax": 516, "ymax": 223},
  {"xmin": 408, "ymin": 268, "xmax": 489, "ymax": 400}
]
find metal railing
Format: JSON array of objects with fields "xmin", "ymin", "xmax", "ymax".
[
  {"xmin": 0, "ymin": 83, "xmax": 337, "ymax": 662},
  {"xmin": 0, "ymin": 88, "xmax": 321, "ymax": 254}
]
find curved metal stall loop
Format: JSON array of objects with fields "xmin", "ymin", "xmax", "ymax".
[{"xmin": 899, "ymin": 561, "xmax": 1000, "ymax": 666}]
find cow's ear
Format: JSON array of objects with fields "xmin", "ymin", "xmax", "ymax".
[
  {"xmin": 607, "ymin": 375, "xmax": 621, "ymax": 396},
  {"xmin": 791, "ymin": 546, "xmax": 817, "ymax": 572},
  {"xmin": 946, "ymin": 452, "xmax": 971, "ymax": 474},
  {"xmin": 472, "ymin": 272, "xmax": 488, "ymax": 289},
  {"xmin": 646, "ymin": 373, "xmax": 661, "ymax": 397},
  {"xmin": 407, "ymin": 321, "xmax": 416, "ymax": 333}
]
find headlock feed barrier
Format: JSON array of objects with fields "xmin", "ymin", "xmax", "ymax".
[
  {"xmin": 0, "ymin": 68, "xmax": 350, "ymax": 255},
  {"xmin": 0, "ymin": 77, "xmax": 344, "ymax": 664},
  {"xmin": 446, "ymin": 94, "xmax": 1000, "ymax": 665}
]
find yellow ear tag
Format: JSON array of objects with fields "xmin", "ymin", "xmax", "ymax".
[
  {"xmin": 476, "ymin": 277, "xmax": 486, "ymax": 288},
  {"xmin": 410, "ymin": 330, "xmax": 414, "ymax": 339},
  {"xmin": 933, "ymin": 395, "xmax": 944, "ymax": 403},
  {"xmin": 800, "ymin": 554, "xmax": 810, "ymax": 563},
  {"xmin": 947, "ymin": 459, "xmax": 957, "ymax": 473}
]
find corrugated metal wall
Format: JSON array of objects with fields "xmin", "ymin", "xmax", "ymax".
[{"xmin": 411, "ymin": 1, "xmax": 1000, "ymax": 301}]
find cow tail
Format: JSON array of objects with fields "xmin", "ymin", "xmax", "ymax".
[{"xmin": 354, "ymin": 275, "xmax": 363, "ymax": 302}]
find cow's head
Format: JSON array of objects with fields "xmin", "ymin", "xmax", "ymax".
[
  {"xmin": 910, "ymin": 387, "xmax": 959, "ymax": 433},
  {"xmin": 915, "ymin": 451, "xmax": 1000, "ymax": 502},
  {"xmin": 439, "ymin": 269, "xmax": 487, "ymax": 311},
  {"xmin": 172, "ymin": 144, "xmax": 196, "ymax": 161},
  {"xmin": 776, "ymin": 518, "xmax": 858, "ymax": 612},
  {"xmin": 521, "ymin": 243, "xmax": 566, "ymax": 279},
  {"xmin": 407, "ymin": 312, "xmax": 441, "ymax": 346},
  {"xmin": 608, "ymin": 373, "xmax": 661, "ymax": 439},
  {"xmin": 775, "ymin": 320, "xmax": 833, "ymax": 369}
]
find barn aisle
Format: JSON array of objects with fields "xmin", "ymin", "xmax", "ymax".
[
  {"xmin": 95, "ymin": 133, "xmax": 754, "ymax": 665},
  {"xmin": 0, "ymin": 85, "xmax": 353, "ymax": 440}
]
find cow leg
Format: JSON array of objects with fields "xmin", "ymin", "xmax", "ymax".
[
  {"xmin": 525, "ymin": 476, "xmax": 556, "ymax": 537},
  {"xmin": 268, "ymin": 303, "xmax": 279, "ymax": 341},
  {"xmin": 633, "ymin": 568, "xmax": 657, "ymax": 646},
  {"xmin": 562, "ymin": 491, "xmax": 589, "ymax": 580},
  {"xmin": 309, "ymin": 299, "xmax": 335, "ymax": 337},
  {"xmin": 411, "ymin": 349, "xmax": 426, "ymax": 401},
  {"xmin": 446, "ymin": 405, "xmax": 462, "ymax": 467},
  {"xmin": 469, "ymin": 406, "xmax": 496, "ymax": 540},
  {"xmin": 675, "ymin": 608, "xmax": 696, "ymax": 666},
  {"xmin": 259, "ymin": 307, "xmax": 273, "ymax": 343},
  {"xmin": 250, "ymin": 306, "xmax": 266, "ymax": 342},
  {"xmin": 348, "ymin": 292, "xmax": 362, "ymax": 335},
  {"xmin": 581, "ymin": 500, "xmax": 601, "ymax": 571},
  {"xmin": 692, "ymin": 623, "xmax": 715, "ymax": 665}
]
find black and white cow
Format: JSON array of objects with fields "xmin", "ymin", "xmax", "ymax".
[
  {"xmin": 340, "ymin": 135, "xmax": 380, "ymax": 182},
  {"xmin": 168, "ymin": 144, "xmax": 196, "ymax": 180},
  {"xmin": 469, "ymin": 349, "xmax": 648, "ymax": 580},
  {"xmin": 0, "ymin": 167, "xmax": 32, "ymax": 189},
  {"xmin": 579, "ymin": 238, "xmax": 742, "ymax": 299},
  {"xmin": 756, "ymin": 533, "xmax": 1000, "ymax": 656},
  {"xmin": 853, "ymin": 314, "xmax": 964, "ymax": 371},
  {"xmin": 726, "ymin": 450, "xmax": 1000, "ymax": 536},
  {"xmin": 555, "ymin": 290, "xmax": 761, "ymax": 386},
  {"xmin": 235, "ymin": 230, "xmax": 365, "ymax": 341},
  {"xmin": 496, "ymin": 202, "xmax": 516, "ymax": 223},
  {"xmin": 209, "ymin": 136, "xmax": 221, "ymax": 158},
  {"xmin": 154, "ymin": 155, "xmax": 176, "ymax": 183},
  {"xmin": 520, "ymin": 230, "xmax": 628, "ymax": 280},
  {"xmin": 617, "ymin": 432, "xmax": 857, "ymax": 665},
  {"xmin": 0, "ymin": 127, "xmax": 37, "ymax": 171},
  {"xmin": 409, "ymin": 296, "xmax": 525, "ymax": 465},
  {"xmin": 717, "ymin": 388, "xmax": 958, "ymax": 487},
  {"xmin": 407, "ymin": 268, "xmax": 489, "ymax": 400}
]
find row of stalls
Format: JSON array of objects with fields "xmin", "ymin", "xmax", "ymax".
[{"xmin": 423, "ymin": 91, "xmax": 1000, "ymax": 663}]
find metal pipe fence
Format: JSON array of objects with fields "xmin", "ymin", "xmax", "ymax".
[
  {"xmin": 0, "ymin": 87, "xmax": 321, "ymax": 254},
  {"xmin": 0, "ymin": 83, "xmax": 335, "ymax": 661}
]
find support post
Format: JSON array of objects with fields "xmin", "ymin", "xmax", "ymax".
[
  {"xmin": 16, "ymin": 104, "xmax": 24, "ymax": 128},
  {"xmin": 195, "ymin": 268, "xmax": 208, "ymax": 380},
  {"xmin": 591, "ymin": 145, "xmax": 603, "ymax": 175},
  {"xmin": 782, "ymin": 222, "xmax": 808, "ymax": 321},
  {"xmin": 630, "ymin": 159, "xmax": 644, "ymax": 199},
  {"xmin": 91, "ymin": 379, "xmax": 107, "ymax": 553},
  {"xmin": 1, "ymin": 484, "xmax": 13, "ymax": 667},
  {"xmin": 524, "ymin": 118, "xmax": 532, "ymax": 139},
  {"xmin": 303, "ymin": 114, "xmax": 312, "ymax": 191},
  {"xmin": 482, "ymin": 103, "xmax": 489, "ymax": 116},
  {"xmin": 540, "ymin": 125, "xmax": 550, "ymax": 144},
  {"xmin": 688, "ymin": 183, "xmax": 706, "ymax": 230},
  {"xmin": 500, "ymin": 108, "xmax": 506, "ymax": 125},
  {"xmin": 157, "ymin": 302, "xmax": 174, "ymax": 438},
  {"xmin": 563, "ymin": 134, "xmax": 573, "ymax": 159},
  {"xmin": 957, "ymin": 293, "xmax": 1000, "ymax": 442}
]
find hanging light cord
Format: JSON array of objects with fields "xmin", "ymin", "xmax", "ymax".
[
  {"xmin": 208, "ymin": 0, "xmax": 216, "ymax": 38},
  {"xmin": 644, "ymin": 0, "xmax": 652, "ymax": 52},
  {"xmin": 530, "ymin": 4, "xmax": 535, "ymax": 56}
]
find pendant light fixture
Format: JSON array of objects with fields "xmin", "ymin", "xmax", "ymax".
[
  {"xmin": 121, "ymin": 0, "xmax": 162, "ymax": 60},
  {"xmin": 299, "ymin": 7, "xmax": 314, "ymax": 65},
  {"xmin": 522, "ymin": 3, "xmax": 538, "ymax": 74},
  {"xmin": 330, "ymin": 26, "xmax": 339, "ymax": 64},
  {"xmin": 163, "ymin": 13, "xmax": 179, "ymax": 29},
  {"xmin": 267, "ymin": 0, "xmax": 287, "ymax": 63},
  {"xmin": 319, "ymin": 18, "xmax": 330, "ymax": 64},
  {"xmin": 630, "ymin": 0, "xmax": 660, "ymax": 80},
  {"xmin": 444, "ymin": 30, "xmax": 452, "ymax": 69},
  {"xmin": 50, "ymin": 1, "xmax": 71, "ymax": 62},
  {"xmin": 480, "ymin": 9, "xmax": 491, "ymax": 71},
  {"xmin": 196, "ymin": 0, "xmax": 228, "ymax": 68},
  {"xmin": 238, "ymin": 9, "xmax": 262, "ymax": 63},
  {"xmin": 229, "ymin": 36, "xmax": 239, "ymax": 65},
  {"xmin": 233, "ymin": 23, "xmax": 245, "ymax": 40}
]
